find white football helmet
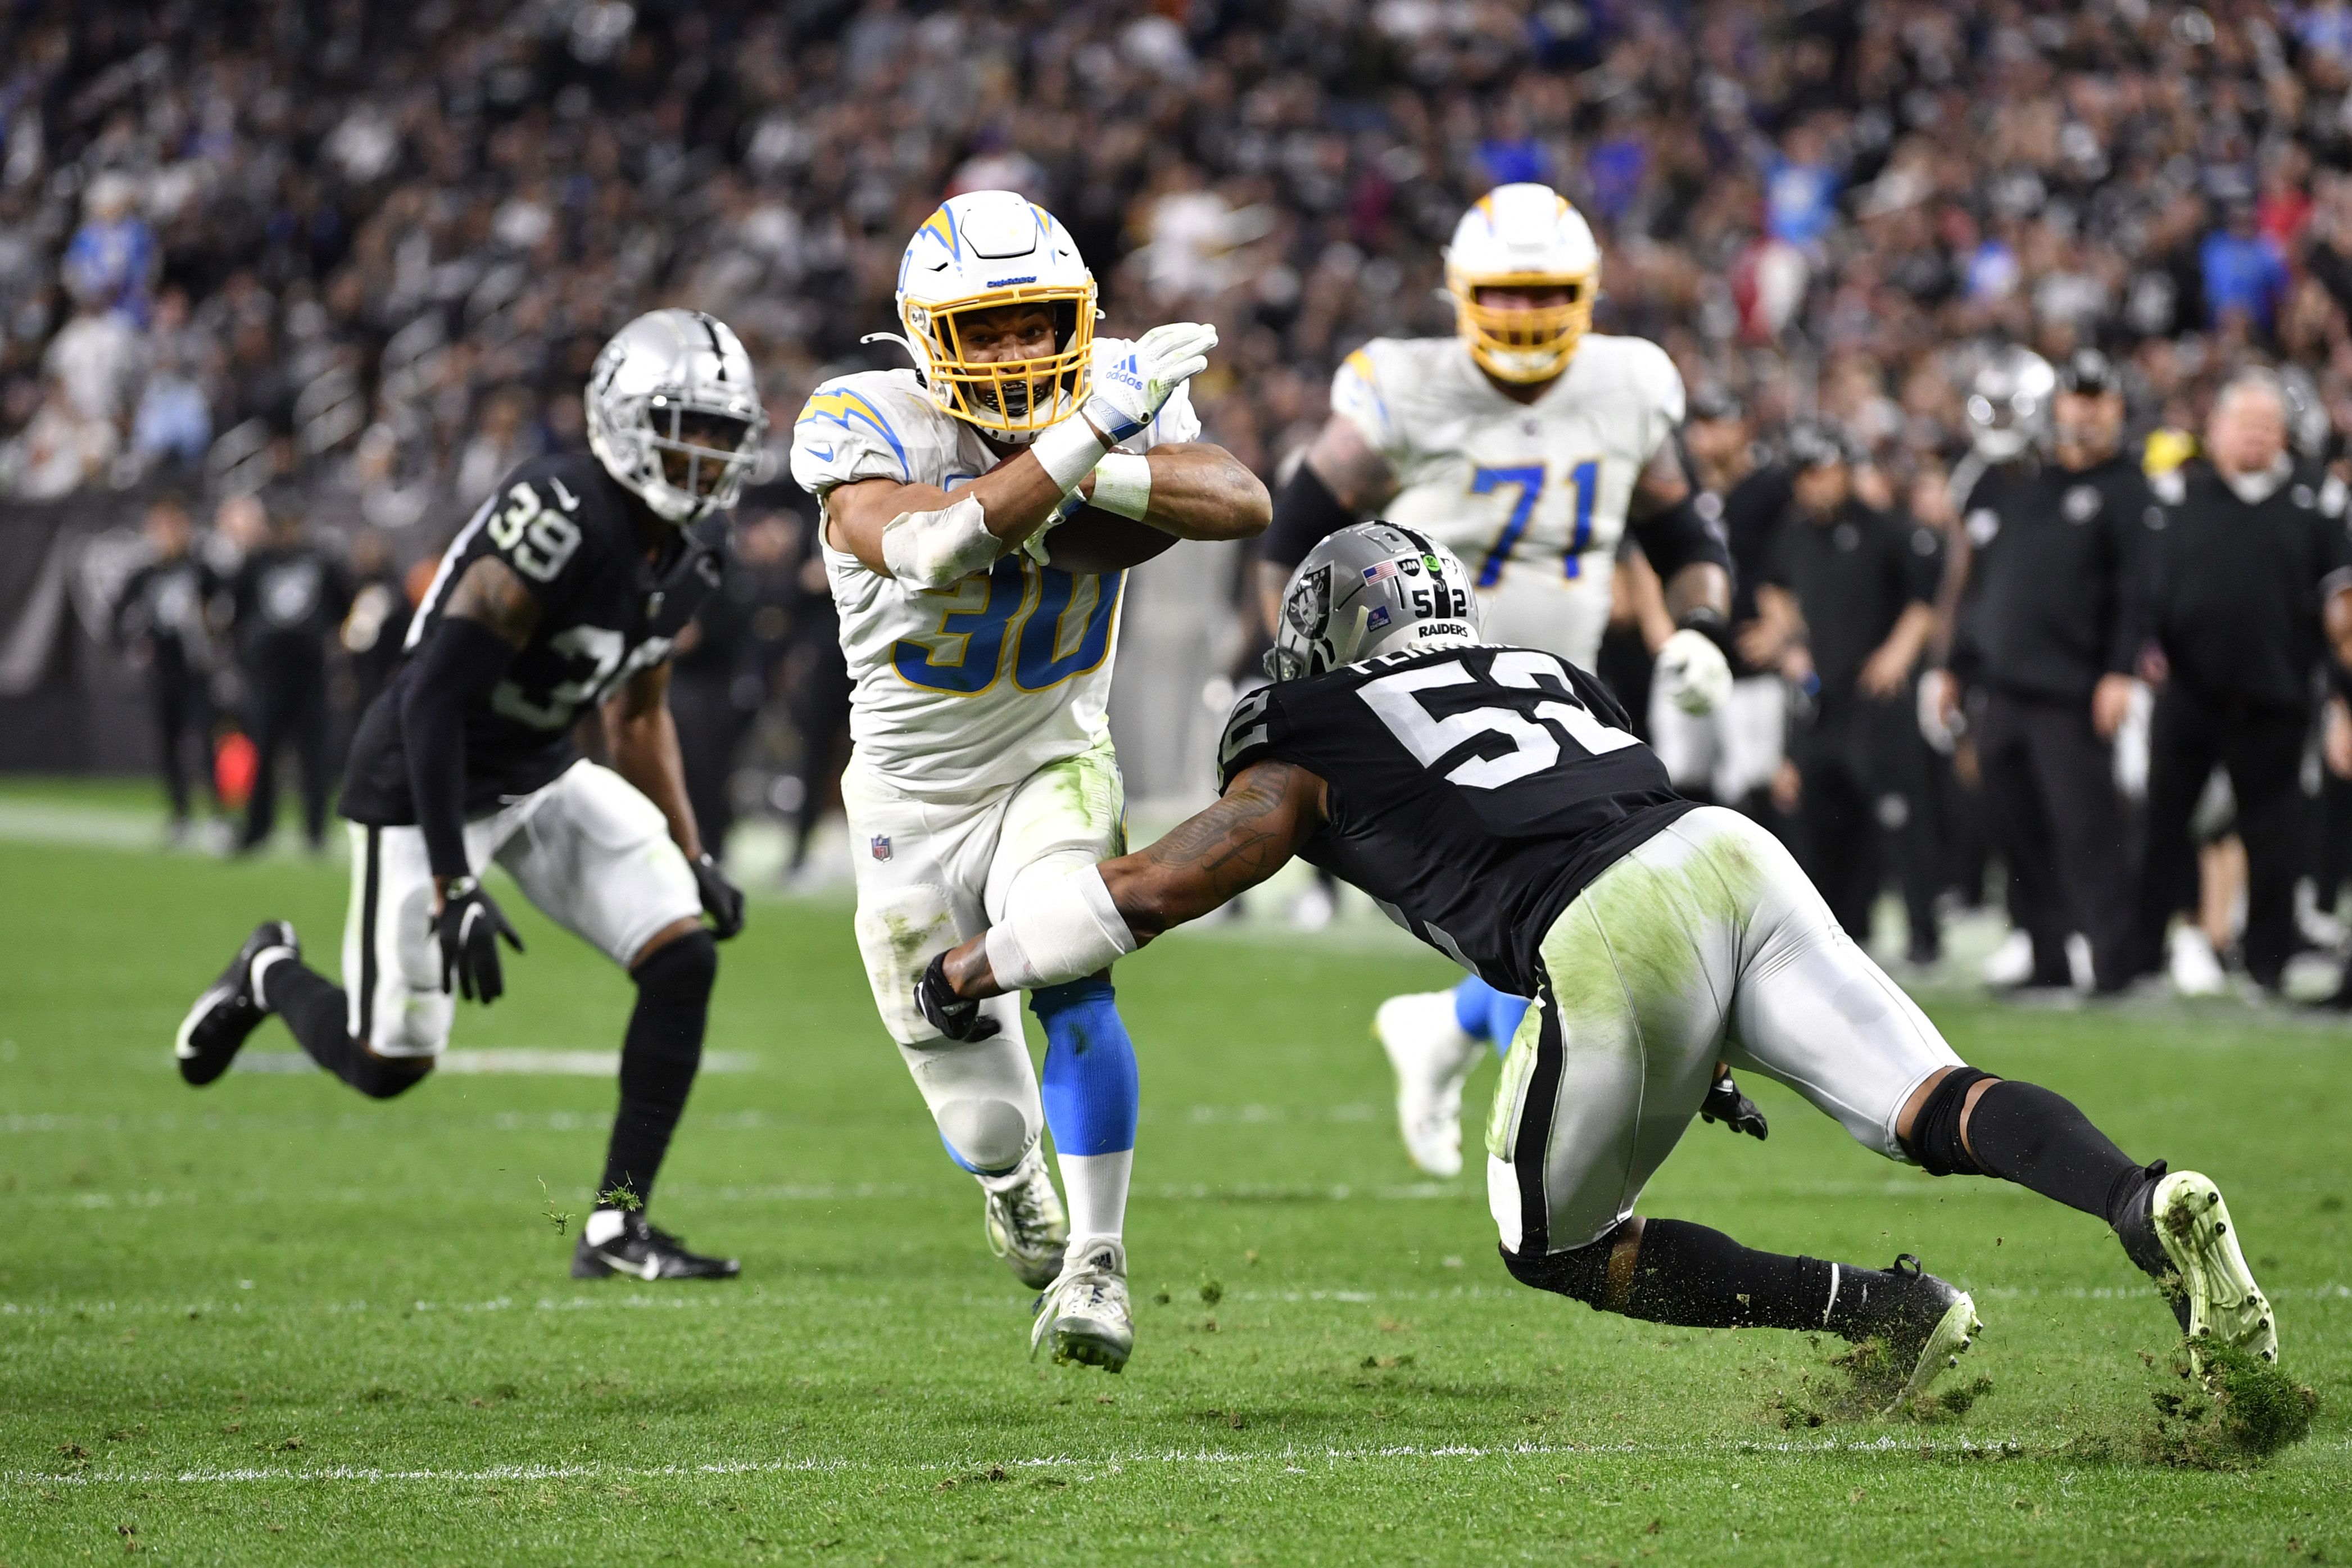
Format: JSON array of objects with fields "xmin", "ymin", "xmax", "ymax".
[
  {"xmin": 1965, "ymin": 346, "xmax": 2057, "ymax": 463},
  {"xmin": 885, "ymin": 191, "xmax": 1099, "ymax": 443},
  {"xmin": 586, "ymin": 309, "xmax": 767, "ymax": 524},
  {"xmin": 1267, "ymin": 522, "xmax": 1484, "ymax": 681},
  {"xmin": 1444, "ymin": 183, "xmax": 1600, "ymax": 384}
]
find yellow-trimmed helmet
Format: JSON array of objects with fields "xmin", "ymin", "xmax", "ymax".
[
  {"xmin": 1444, "ymin": 183, "xmax": 1600, "ymax": 385},
  {"xmin": 887, "ymin": 191, "xmax": 1098, "ymax": 444}
]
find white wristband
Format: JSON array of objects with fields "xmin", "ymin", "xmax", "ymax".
[
  {"xmin": 1088, "ymin": 452, "xmax": 1153, "ymax": 520},
  {"xmin": 984, "ymin": 865, "xmax": 1137, "ymax": 991},
  {"xmin": 1030, "ymin": 415, "xmax": 1114, "ymax": 493},
  {"xmin": 880, "ymin": 492, "xmax": 996, "ymax": 588}
]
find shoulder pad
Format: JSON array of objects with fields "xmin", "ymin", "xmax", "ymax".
[
  {"xmin": 478, "ymin": 459, "xmax": 602, "ymax": 586},
  {"xmin": 791, "ymin": 373, "xmax": 930, "ymax": 494}
]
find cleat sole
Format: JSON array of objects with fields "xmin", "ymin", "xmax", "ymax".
[
  {"xmin": 1046, "ymin": 1325, "xmax": 1131, "ymax": 1373},
  {"xmin": 1884, "ymin": 1292, "xmax": 1982, "ymax": 1416},
  {"xmin": 2152, "ymin": 1171, "xmax": 2277, "ymax": 1368}
]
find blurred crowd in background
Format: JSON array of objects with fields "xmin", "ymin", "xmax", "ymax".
[{"xmin": 16, "ymin": 0, "xmax": 2352, "ymax": 982}]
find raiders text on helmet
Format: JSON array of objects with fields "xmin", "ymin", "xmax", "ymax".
[
  {"xmin": 885, "ymin": 191, "xmax": 1099, "ymax": 444},
  {"xmin": 585, "ymin": 309, "xmax": 766, "ymax": 524},
  {"xmin": 1267, "ymin": 522, "xmax": 1485, "ymax": 681},
  {"xmin": 1444, "ymin": 183, "xmax": 1600, "ymax": 385}
]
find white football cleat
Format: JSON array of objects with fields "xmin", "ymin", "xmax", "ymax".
[
  {"xmin": 981, "ymin": 1146, "xmax": 1068, "ymax": 1291},
  {"xmin": 2168, "ymin": 925, "xmax": 2227, "ymax": 997},
  {"xmin": 1031, "ymin": 1235, "xmax": 1132, "ymax": 1372},
  {"xmin": 2149, "ymin": 1170, "xmax": 2278, "ymax": 1369},
  {"xmin": 1980, "ymin": 930, "xmax": 2034, "ymax": 989},
  {"xmin": 1375, "ymin": 990, "xmax": 1485, "ymax": 1178}
]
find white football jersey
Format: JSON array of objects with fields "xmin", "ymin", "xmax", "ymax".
[
  {"xmin": 1330, "ymin": 333, "xmax": 1684, "ymax": 667},
  {"xmin": 791, "ymin": 339, "xmax": 1200, "ymax": 798}
]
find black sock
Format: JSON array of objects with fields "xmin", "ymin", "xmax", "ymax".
[
  {"xmin": 1617, "ymin": 1219, "xmax": 1844, "ymax": 1333},
  {"xmin": 264, "ymin": 958, "xmax": 430, "ymax": 1100},
  {"xmin": 1963, "ymin": 1079, "xmax": 2147, "ymax": 1230},
  {"xmin": 597, "ymin": 932, "xmax": 716, "ymax": 1211}
]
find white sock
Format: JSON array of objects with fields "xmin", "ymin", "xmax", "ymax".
[
  {"xmin": 250, "ymin": 946, "xmax": 297, "ymax": 1010},
  {"xmin": 1057, "ymin": 1149, "xmax": 1132, "ymax": 1248},
  {"xmin": 583, "ymin": 1208, "xmax": 626, "ymax": 1247}
]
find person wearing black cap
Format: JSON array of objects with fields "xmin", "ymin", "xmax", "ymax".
[
  {"xmin": 2123, "ymin": 368, "xmax": 2352, "ymax": 993},
  {"xmin": 228, "ymin": 496, "xmax": 354, "ymax": 854},
  {"xmin": 1924, "ymin": 348, "xmax": 2146, "ymax": 991},
  {"xmin": 1746, "ymin": 425, "xmax": 1945, "ymax": 962}
]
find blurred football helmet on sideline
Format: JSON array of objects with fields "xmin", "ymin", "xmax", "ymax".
[
  {"xmin": 1444, "ymin": 183, "xmax": 1600, "ymax": 384},
  {"xmin": 881, "ymin": 190, "xmax": 1099, "ymax": 444},
  {"xmin": 1965, "ymin": 346, "xmax": 2057, "ymax": 463},
  {"xmin": 585, "ymin": 309, "xmax": 767, "ymax": 523}
]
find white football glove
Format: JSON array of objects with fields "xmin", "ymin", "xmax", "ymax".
[
  {"xmin": 1655, "ymin": 628, "xmax": 1733, "ymax": 717},
  {"xmin": 1082, "ymin": 321, "xmax": 1216, "ymax": 443}
]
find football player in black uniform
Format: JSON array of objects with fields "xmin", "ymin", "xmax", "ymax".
[
  {"xmin": 174, "ymin": 310, "xmax": 764, "ymax": 1281},
  {"xmin": 916, "ymin": 523, "xmax": 2280, "ymax": 1398}
]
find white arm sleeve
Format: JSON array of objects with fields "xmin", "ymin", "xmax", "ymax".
[{"xmin": 982, "ymin": 865, "xmax": 1138, "ymax": 991}]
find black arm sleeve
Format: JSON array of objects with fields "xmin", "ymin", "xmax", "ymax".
[
  {"xmin": 1626, "ymin": 491, "xmax": 1734, "ymax": 582},
  {"xmin": 400, "ymin": 617, "xmax": 521, "ymax": 880},
  {"xmin": 1261, "ymin": 463, "xmax": 1357, "ymax": 570}
]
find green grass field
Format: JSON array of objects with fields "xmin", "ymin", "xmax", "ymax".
[{"xmin": 1, "ymin": 794, "xmax": 2348, "ymax": 1565}]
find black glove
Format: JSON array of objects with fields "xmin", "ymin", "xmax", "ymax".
[
  {"xmin": 915, "ymin": 952, "xmax": 999, "ymax": 1042},
  {"xmin": 1699, "ymin": 1066, "xmax": 1768, "ymax": 1141},
  {"xmin": 437, "ymin": 876, "xmax": 524, "ymax": 1003},
  {"xmin": 692, "ymin": 852, "xmax": 746, "ymax": 940}
]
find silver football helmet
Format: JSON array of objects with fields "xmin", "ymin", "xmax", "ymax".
[
  {"xmin": 1965, "ymin": 346, "xmax": 2057, "ymax": 463},
  {"xmin": 586, "ymin": 309, "xmax": 767, "ymax": 524},
  {"xmin": 1266, "ymin": 521, "xmax": 1483, "ymax": 681}
]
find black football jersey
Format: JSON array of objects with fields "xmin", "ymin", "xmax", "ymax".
[
  {"xmin": 341, "ymin": 452, "xmax": 724, "ymax": 823},
  {"xmin": 1218, "ymin": 645, "xmax": 1694, "ymax": 996}
]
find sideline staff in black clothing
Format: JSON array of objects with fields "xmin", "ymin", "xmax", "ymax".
[
  {"xmin": 111, "ymin": 495, "xmax": 220, "ymax": 839},
  {"xmin": 2124, "ymin": 369, "xmax": 2352, "ymax": 990},
  {"xmin": 229, "ymin": 499, "xmax": 353, "ymax": 854},
  {"xmin": 1929, "ymin": 350, "xmax": 2145, "ymax": 990},
  {"xmin": 1748, "ymin": 427, "xmax": 1943, "ymax": 960}
]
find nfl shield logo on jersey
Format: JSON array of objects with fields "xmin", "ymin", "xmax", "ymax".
[{"xmin": 870, "ymin": 835, "xmax": 893, "ymax": 862}]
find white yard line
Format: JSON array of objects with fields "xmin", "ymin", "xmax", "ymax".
[{"xmin": 7, "ymin": 1433, "xmax": 2128, "ymax": 1490}]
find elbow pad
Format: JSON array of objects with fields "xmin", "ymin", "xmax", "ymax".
[
  {"xmin": 1632, "ymin": 493, "xmax": 1733, "ymax": 581},
  {"xmin": 1263, "ymin": 463, "xmax": 1356, "ymax": 570},
  {"xmin": 881, "ymin": 493, "xmax": 998, "ymax": 588},
  {"xmin": 982, "ymin": 865, "xmax": 1137, "ymax": 992}
]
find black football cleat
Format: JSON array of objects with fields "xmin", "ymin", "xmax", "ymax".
[
  {"xmin": 571, "ymin": 1212, "xmax": 740, "ymax": 1281},
  {"xmin": 175, "ymin": 921, "xmax": 298, "ymax": 1086},
  {"xmin": 1843, "ymin": 1254, "xmax": 1982, "ymax": 1414}
]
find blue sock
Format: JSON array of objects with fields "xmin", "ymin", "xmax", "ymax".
[
  {"xmin": 1452, "ymin": 975, "xmax": 1530, "ymax": 1059},
  {"xmin": 1485, "ymin": 991, "xmax": 1530, "ymax": 1058},
  {"xmin": 1452, "ymin": 975, "xmax": 1500, "ymax": 1039},
  {"xmin": 1031, "ymin": 978, "xmax": 1139, "ymax": 1156}
]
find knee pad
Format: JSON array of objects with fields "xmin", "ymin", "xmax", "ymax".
[
  {"xmin": 935, "ymin": 1097, "xmax": 1035, "ymax": 1176},
  {"xmin": 635, "ymin": 927, "xmax": 718, "ymax": 1005},
  {"xmin": 1499, "ymin": 1224, "xmax": 1621, "ymax": 1309},
  {"xmin": 1899, "ymin": 1066, "xmax": 1994, "ymax": 1176}
]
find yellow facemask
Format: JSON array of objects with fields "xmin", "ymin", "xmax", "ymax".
[
  {"xmin": 905, "ymin": 282, "xmax": 1099, "ymax": 438},
  {"xmin": 1447, "ymin": 271, "xmax": 1595, "ymax": 385}
]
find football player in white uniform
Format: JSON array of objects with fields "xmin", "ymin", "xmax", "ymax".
[
  {"xmin": 1253, "ymin": 184, "xmax": 1737, "ymax": 1179},
  {"xmin": 789, "ymin": 190, "xmax": 1270, "ymax": 1370}
]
